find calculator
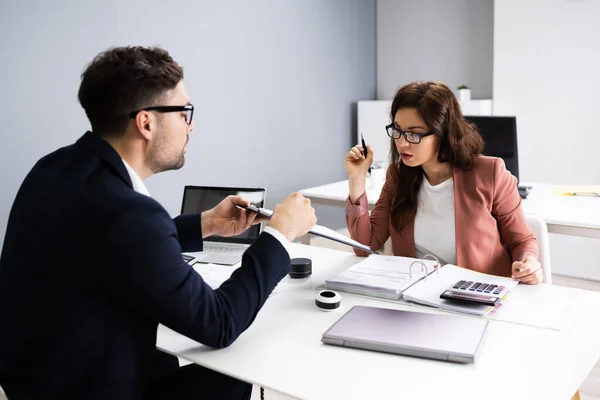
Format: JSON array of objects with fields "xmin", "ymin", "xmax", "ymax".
[{"xmin": 439, "ymin": 280, "xmax": 509, "ymax": 306}]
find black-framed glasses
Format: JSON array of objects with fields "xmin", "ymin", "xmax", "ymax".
[
  {"xmin": 386, "ymin": 123, "xmax": 435, "ymax": 144},
  {"xmin": 128, "ymin": 104, "xmax": 194, "ymax": 125}
]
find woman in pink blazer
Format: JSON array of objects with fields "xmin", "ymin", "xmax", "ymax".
[{"xmin": 345, "ymin": 81, "xmax": 543, "ymax": 284}]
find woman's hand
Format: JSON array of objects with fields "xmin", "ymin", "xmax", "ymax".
[
  {"xmin": 511, "ymin": 256, "xmax": 543, "ymax": 284},
  {"xmin": 344, "ymin": 145, "xmax": 373, "ymax": 179}
]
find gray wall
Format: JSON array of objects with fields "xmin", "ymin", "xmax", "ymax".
[
  {"xmin": 376, "ymin": 0, "xmax": 493, "ymax": 99},
  {"xmin": 0, "ymin": 0, "xmax": 376, "ymax": 248}
]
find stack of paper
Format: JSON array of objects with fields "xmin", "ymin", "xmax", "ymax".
[
  {"xmin": 402, "ymin": 264, "xmax": 519, "ymax": 316},
  {"xmin": 325, "ymin": 255, "xmax": 438, "ymax": 300}
]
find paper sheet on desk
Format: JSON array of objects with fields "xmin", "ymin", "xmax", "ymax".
[
  {"xmin": 401, "ymin": 264, "xmax": 572, "ymax": 330},
  {"xmin": 192, "ymin": 263, "xmax": 284, "ymax": 298},
  {"xmin": 490, "ymin": 283, "xmax": 574, "ymax": 331},
  {"xmin": 549, "ymin": 185, "xmax": 600, "ymax": 197}
]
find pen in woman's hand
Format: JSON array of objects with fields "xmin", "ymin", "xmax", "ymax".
[{"xmin": 360, "ymin": 133, "xmax": 371, "ymax": 174}]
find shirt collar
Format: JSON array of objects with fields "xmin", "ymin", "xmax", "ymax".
[{"xmin": 121, "ymin": 159, "xmax": 150, "ymax": 197}]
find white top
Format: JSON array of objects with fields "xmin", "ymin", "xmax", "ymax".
[
  {"xmin": 120, "ymin": 159, "xmax": 290, "ymax": 255},
  {"xmin": 414, "ymin": 177, "xmax": 456, "ymax": 265}
]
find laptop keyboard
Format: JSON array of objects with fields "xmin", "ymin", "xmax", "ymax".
[{"xmin": 203, "ymin": 244, "xmax": 247, "ymax": 256}]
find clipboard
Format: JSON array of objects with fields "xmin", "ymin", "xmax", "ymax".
[{"xmin": 237, "ymin": 204, "xmax": 378, "ymax": 254}]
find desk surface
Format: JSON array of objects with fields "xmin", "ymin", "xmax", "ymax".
[
  {"xmin": 300, "ymin": 177, "xmax": 600, "ymax": 235},
  {"xmin": 157, "ymin": 244, "xmax": 600, "ymax": 400}
]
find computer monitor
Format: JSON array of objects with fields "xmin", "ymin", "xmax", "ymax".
[
  {"xmin": 464, "ymin": 116, "xmax": 519, "ymax": 181},
  {"xmin": 181, "ymin": 186, "xmax": 266, "ymax": 244}
]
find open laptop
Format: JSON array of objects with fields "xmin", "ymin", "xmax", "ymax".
[
  {"xmin": 322, "ymin": 305, "xmax": 489, "ymax": 363},
  {"xmin": 181, "ymin": 185, "xmax": 266, "ymax": 265}
]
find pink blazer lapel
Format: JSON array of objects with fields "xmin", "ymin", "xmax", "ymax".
[{"xmin": 453, "ymin": 168, "xmax": 466, "ymax": 267}]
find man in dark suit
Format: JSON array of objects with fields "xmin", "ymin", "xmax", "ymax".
[{"xmin": 0, "ymin": 46, "xmax": 317, "ymax": 399}]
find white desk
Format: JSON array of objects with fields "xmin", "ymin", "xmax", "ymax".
[
  {"xmin": 300, "ymin": 177, "xmax": 600, "ymax": 239},
  {"xmin": 157, "ymin": 244, "xmax": 600, "ymax": 400}
]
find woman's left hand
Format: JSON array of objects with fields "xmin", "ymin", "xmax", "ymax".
[{"xmin": 511, "ymin": 256, "xmax": 543, "ymax": 284}]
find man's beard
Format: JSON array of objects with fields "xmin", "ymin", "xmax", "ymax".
[{"xmin": 146, "ymin": 133, "xmax": 187, "ymax": 174}]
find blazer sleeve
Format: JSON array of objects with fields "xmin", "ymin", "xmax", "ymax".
[
  {"xmin": 346, "ymin": 166, "xmax": 395, "ymax": 256},
  {"xmin": 491, "ymin": 158, "xmax": 539, "ymax": 261},
  {"xmin": 173, "ymin": 214, "xmax": 203, "ymax": 252},
  {"xmin": 103, "ymin": 202, "xmax": 290, "ymax": 349}
]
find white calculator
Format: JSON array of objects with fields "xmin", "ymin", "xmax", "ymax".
[{"xmin": 440, "ymin": 280, "xmax": 509, "ymax": 306}]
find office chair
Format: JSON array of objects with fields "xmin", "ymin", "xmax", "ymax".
[
  {"xmin": 464, "ymin": 116, "xmax": 519, "ymax": 177},
  {"xmin": 464, "ymin": 116, "xmax": 530, "ymax": 197},
  {"xmin": 525, "ymin": 215, "xmax": 552, "ymax": 284}
]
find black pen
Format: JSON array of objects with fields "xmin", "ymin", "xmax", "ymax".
[{"xmin": 360, "ymin": 133, "xmax": 371, "ymax": 174}]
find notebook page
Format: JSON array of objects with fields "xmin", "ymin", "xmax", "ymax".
[{"xmin": 402, "ymin": 264, "xmax": 519, "ymax": 316}]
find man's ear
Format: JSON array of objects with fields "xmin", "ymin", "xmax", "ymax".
[{"xmin": 134, "ymin": 111, "xmax": 154, "ymax": 141}]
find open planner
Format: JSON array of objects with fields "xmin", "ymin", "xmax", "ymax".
[{"xmin": 326, "ymin": 255, "xmax": 519, "ymax": 316}]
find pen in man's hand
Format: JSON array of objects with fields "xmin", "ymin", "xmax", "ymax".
[{"xmin": 360, "ymin": 133, "xmax": 371, "ymax": 174}]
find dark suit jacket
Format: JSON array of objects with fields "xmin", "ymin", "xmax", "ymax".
[{"xmin": 0, "ymin": 132, "xmax": 290, "ymax": 399}]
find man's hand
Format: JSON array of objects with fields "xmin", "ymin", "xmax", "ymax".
[
  {"xmin": 268, "ymin": 193, "xmax": 317, "ymax": 242},
  {"xmin": 511, "ymin": 256, "xmax": 543, "ymax": 285},
  {"xmin": 201, "ymin": 196, "xmax": 269, "ymax": 238}
]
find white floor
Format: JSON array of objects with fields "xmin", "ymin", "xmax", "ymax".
[{"xmin": 249, "ymin": 232, "xmax": 600, "ymax": 400}]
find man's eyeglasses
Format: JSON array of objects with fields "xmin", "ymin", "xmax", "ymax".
[
  {"xmin": 128, "ymin": 104, "xmax": 194, "ymax": 125},
  {"xmin": 386, "ymin": 123, "xmax": 435, "ymax": 144}
]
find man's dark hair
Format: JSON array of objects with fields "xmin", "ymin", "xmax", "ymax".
[{"xmin": 78, "ymin": 46, "xmax": 184, "ymax": 136}]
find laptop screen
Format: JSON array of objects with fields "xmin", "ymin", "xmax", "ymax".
[{"xmin": 181, "ymin": 186, "xmax": 266, "ymax": 244}]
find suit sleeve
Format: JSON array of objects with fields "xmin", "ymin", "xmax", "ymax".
[
  {"xmin": 173, "ymin": 214, "xmax": 203, "ymax": 252},
  {"xmin": 491, "ymin": 158, "xmax": 539, "ymax": 261},
  {"xmin": 104, "ymin": 203, "xmax": 290, "ymax": 348},
  {"xmin": 345, "ymin": 166, "xmax": 395, "ymax": 256}
]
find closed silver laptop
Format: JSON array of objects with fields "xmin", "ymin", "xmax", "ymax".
[
  {"xmin": 322, "ymin": 305, "xmax": 488, "ymax": 363},
  {"xmin": 181, "ymin": 186, "xmax": 266, "ymax": 265}
]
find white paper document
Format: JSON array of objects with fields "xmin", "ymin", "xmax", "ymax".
[
  {"xmin": 309, "ymin": 224, "xmax": 376, "ymax": 254},
  {"xmin": 192, "ymin": 263, "xmax": 284, "ymax": 298},
  {"xmin": 248, "ymin": 206, "xmax": 376, "ymax": 254}
]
